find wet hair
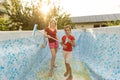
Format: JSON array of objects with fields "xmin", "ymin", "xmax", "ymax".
[{"xmin": 64, "ymin": 25, "xmax": 71, "ymax": 31}]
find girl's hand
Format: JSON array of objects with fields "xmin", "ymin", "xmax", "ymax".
[
  {"xmin": 68, "ymin": 39, "xmax": 72, "ymax": 43},
  {"xmin": 60, "ymin": 42, "xmax": 67, "ymax": 49},
  {"xmin": 68, "ymin": 39, "xmax": 75, "ymax": 47},
  {"xmin": 63, "ymin": 44, "xmax": 67, "ymax": 49}
]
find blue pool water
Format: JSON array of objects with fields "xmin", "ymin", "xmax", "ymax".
[{"xmin": 0, "ymin": 26, "xmax": 120, "ymax": 80}]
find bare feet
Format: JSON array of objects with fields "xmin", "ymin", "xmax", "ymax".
[
  {"xmin": 66, "ymin": 75, "xmax": 73, "ymax": 80},
  {"xmin": 48, "ymin": 70, "xmax": 53, "ymax": 77},
  {"xmin": 64, "ymin": 72, "xmax": 68, "ymax": 77},
  {"xmin": 53, "ymin": 64, "xmax": 57, "ymax": 68}
]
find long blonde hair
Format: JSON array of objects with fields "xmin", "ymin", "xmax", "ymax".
[{"xmin": 48, "ymin": 18, "xmax": 57, "ymax": 30}]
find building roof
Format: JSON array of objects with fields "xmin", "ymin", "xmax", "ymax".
[{"xmin": 71, "ymin": 13, "xmax": 120, "ymax": 23}]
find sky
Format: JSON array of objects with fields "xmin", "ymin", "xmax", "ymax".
[
  {"xmin": 1, "ymin": 0, "xmax": 120, "ymax": 17},
  {"xmin": 60, "ymin": 0, "xmax": 120, "ymax": 17}
]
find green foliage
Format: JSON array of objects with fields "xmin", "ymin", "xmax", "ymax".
[
  {"xmin": 46, "ymin": 5, "xmax": 74, "ymax": 29},
  {"xmin": 57, "ymin": 13, "xmax": 74, "ymax": 29},
  {"xmin": 2, "ymin": 0, "xmax": 24, "ymax": 30},
  {"xmin": 2, "ymin": 0, "xmax": 73, "ymax": 30},
  {"xmin": 0, "ymin": 18, "xmax": 11, "ymax": 31},
  {"xmin": 107, "ymin": 20, "xmax": 120, "ymax": 26}
]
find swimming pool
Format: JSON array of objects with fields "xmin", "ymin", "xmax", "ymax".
[{"xmin": 0, "ymin": 26, "xmax": 120, "ymax": 80}]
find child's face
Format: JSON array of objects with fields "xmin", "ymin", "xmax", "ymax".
[
  {"xmin": 50, "ymin": 20, "xmax": 56, "ymax": 28},
  {"xmin": 65, "ymin": 28, "xmax": 71, "ymax": 35}
]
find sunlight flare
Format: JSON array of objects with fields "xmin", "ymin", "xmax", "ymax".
[{"xmin": 40, "ymin": 0, "xmax": 50, "ymax": 16}]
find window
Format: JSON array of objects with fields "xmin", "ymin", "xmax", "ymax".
[
  {"xmin": 101, "ymin": 24, "xmax": 107, "ymax": 27},
  {"xmin": 94, "ymin": 24, "xmax": 100, "ymax": 28}
]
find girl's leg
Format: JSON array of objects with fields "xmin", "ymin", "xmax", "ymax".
[
  {"xmin": 64, "ymin": 63, "xmax": 69, "ymax": 77},
  {"xmin": 65, "ymin": 52, "xmax": 73, "ymax": 80},
  {"xmin": 63, "ymin": 51, "xmax": 69, "ymax": 77},
  {"xmin": 67, "ymin": 64, "xmax": 73, "ymax": 80},
  {"xmin": 53, "ymin": 48, "xmax": 58, "ymax": 68},
  {"xmin": 49, "ymin": 48, "xmax": 56, "ymax": 76}
]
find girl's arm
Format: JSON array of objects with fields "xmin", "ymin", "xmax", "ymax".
[
  {"xmin": 60, "ymin": 41, "xmax": 67, "ymax": 49},
  {"xmin": 44, "ymin": 31, "xmax": 48, "ymax": 38},
  {"xmin": 68, "ymin": 39, "xmax": 75, "ymax": 47}
]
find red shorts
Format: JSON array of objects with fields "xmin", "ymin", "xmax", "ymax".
[{"xmin": 49, "ymin": 41, "xmax": 59, "ymax": 49}]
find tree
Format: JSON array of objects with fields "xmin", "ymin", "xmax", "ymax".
[
  {"xmin": 2, "ymin": 0, "xmax": 45, "ymax": 30},
  {"xmin": 57, "ymin": 13, "xmax": 73, "ymax": 29},
  {"xmin": 107, "ymin": 20, "xmax": 120, "ymax": 26},
  {"xmin": 46, "ymin": 5, "xmax": 74, "ymax": 29},
  {"xmin": 3, "ymin": 0, "xmax": 73, "ymax": 30},
  {"xmin": 3, "ymin": 0, "xmax": 26, "ymax": 30},
  {"xmin": 0, "ymin": 18, "xmax": 11, "ymax": 30}
]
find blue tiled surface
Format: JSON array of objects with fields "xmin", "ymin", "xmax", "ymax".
[
  {"xmin": 0, "ymin": 35, "xmax": 49, "ymax": 80},
  {"xmin": 0, "ymin": 27, "xmax": 120, "ymax": 80},
  {"xmin": 77, "ymin": 28, "xmax": 120, "ymax": 80}
]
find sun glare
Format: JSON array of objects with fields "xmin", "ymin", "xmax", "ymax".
[
  {"xmin": 41, "ymin": 5, "xmax": 49, "ymax": 16},
  {"xmin": 40, "ymin": 0, "xmax": 50, "ymax": 16},
  {"xmin": 21, "ymin": 0, "xmax": 59, "ymax": 17},
  {"xmin": 21, "ymin": 0, "xmax": 39, "ymax": 8},
  {"xmin": 21, "ymin": 0, "xmax": 50, "ymax": 16},
  {"xmin": 40, "ymin": 0, "xmax": 60, "ymax": 16}
]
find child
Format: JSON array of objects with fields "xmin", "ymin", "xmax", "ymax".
[
  {"xmin": 44, "ymin": 19, "xmax": 59, "ymax": 77},
  {"xmin": 61, "ymin": 25, "xmax": 75, "ymax": 80}
]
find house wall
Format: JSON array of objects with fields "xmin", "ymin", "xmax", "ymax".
[
  {"xmin": 74, "ymin": 23, "xmax": 94, "ymax": 29},
  {"xmin": 74, "ymin": 22, "xmax": 107, "ymax": 29}
]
